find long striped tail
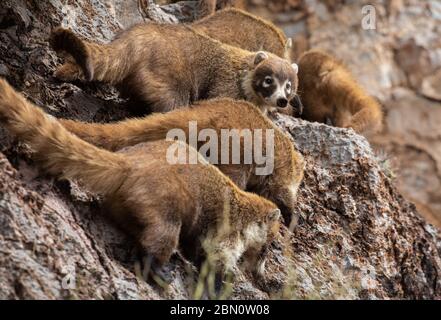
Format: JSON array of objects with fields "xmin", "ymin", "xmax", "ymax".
[
  {"xmin": 0, "ymin": 78, "xmax": 129, "ymax": 195},
  {"xmin": 58, "ymin": 101, "xmax": 225, "ymax": 151}
]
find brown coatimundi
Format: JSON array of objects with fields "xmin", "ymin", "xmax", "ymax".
[
  {"xmin": 191, "ymin": 8, "xmax": 300, "ymax": 115},
  {"xmin": 298, "ymin": 50, "xmax": 383, "ymax": 134},
  {"xmin": 58, "ymin": 98, "xmax": 304, "ymax": 224},
  {"xmin": 193, "ymin": 8, "xmax": 291, "ymax": 60},
  {"xmin": 0, "ymin": 78, "xmax": 281, "ymax": 279},
  {"xmin": 50, "ymin": 23, "xmax": 299, "ymax": 115},
  {"xmin": 193, "ymin": 9, "xmax": 383, "ymax": 131}
]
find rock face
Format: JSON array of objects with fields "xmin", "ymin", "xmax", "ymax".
[{"xmin": 0, "ymin": 0, "xmax": 440, "ymax": 299}]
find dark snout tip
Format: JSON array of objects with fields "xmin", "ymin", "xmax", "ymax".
[
  {"xmin": 291, "ymin": 95, "xmax": 304, "ymax": 116},
  {"xmin": 277, "ymin": 98, "xmax": 288, "ymax": 108}
]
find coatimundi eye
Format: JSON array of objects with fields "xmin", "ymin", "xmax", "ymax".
[
  {"xmin": 263, "ymin": 77, "xmax": 273, "ymax": 87},
  {"xmin": 286, "ymin": 82, "xmax": 292, "ymax": 92}
]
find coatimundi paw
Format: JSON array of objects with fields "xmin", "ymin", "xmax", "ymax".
[
  {"xmin": 141, "ymin": 254, "xmax": 174, "ymax": 286},
  {"xmin": 54, "ymin": 62, "xmax": 83, "ymax": 82}
]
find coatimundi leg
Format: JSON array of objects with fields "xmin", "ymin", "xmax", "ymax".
[
  {"xmin": 126, "ymin": 68, "xmax": 188, "ymax": 113},
  {"xmin": 54, "ymin": 58, "xmax": 83, "ymax": 82},
  {"xmin": 199, "ymin": 0, "xmax": 217, "ymax": 17},
  {"xmin": 51, "ymin": 28, "xmax": 186, "ymax": 112},
  {"xmin": 50, "ymin": 27, "xmax": 129, "ymax": 83}
]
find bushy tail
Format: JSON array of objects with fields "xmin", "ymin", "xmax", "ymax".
[
  {"xmin": 59, "ymin": 101, "xmax": 225, "ymax": 151},
  {"xmin": 0, "ymin": 79, "xmax": 129, "ymax": 195},
  {"xmin": 50, "ymin": 28, "xmax": 128, "ymax": 83}
]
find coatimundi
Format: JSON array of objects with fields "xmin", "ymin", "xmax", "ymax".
[
  {"xmin": 50, "ymin": 23, "xmax": 299, "ymax": 115},
  {"xmin": 298, "ymin": 50, "xmax": 383, "ymax": 134},
  {"xmin": 59, "ymin": 98, "xmax": 304, "ymax": 224},
  {"xmin": 0, "ymin": 78, "xmax": 281, "ymax": 279},
  {"xmin": 193, "ymin": 8, "xmax": 290, "ymax": 60},
  {"xmin": 192, "ymin": 8, "xmax": 300, "ymax": 115},
  {"xmin": 193, "ymin": 9, "xmax": 382, "ymax": 130}
]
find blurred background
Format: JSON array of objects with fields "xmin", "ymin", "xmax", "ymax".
[{"xmin": 215, "ymin": 0, "xmax": 441, "ymax": 228}]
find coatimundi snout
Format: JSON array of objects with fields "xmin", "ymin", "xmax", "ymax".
[
  {"xmin": 50, "ymin": 24, "xmax": 299, "ymax": 115},
  {"xmin": 0, "ymin": 78, "xmax": 281, "ymax": 281},
  {"xmin": 58, "ymin": 98, "xmax": 305, "ymax": 225}
]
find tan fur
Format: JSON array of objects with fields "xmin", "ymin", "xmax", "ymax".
[
  {"xmin": 193, "ymin": 8, "xmax": 290, "ymax": 60},
  {"xmin": 192, "ymin": 8, "xmax": 299, "ymax": 115},
  {"xmin": 59, "ymin": 98, "xmax": 304, "ymax": 224},
  {"xmin": 298, "ymin": 50, "xmax": 383, "ymax": 134},
  {"xmin": 0, "ymin": 78, "xmax": 281, "ymax": 274},
  {"xmin": 50, "ymin": 24, "xmax": 297, "ymax": 113}
]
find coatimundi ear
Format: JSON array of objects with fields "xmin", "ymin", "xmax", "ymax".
[
  {"xmin": 291, "ymin": 63, "xmax": 299, "ymax": 74},
  {"xmin": 254, "ymin": 51, "xmax": 269, "ymax": 66},
  {"xmin": 267, "ymin": 208, "xmax": 281, "ymax": 223}
]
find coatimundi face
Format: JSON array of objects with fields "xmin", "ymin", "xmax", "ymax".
[
  {"xmin": 241, "ymin": 207, "xmax": 281, "ymax": 276},
  {"xmin": 250, "ymin": 52, "xmax": 299, "ymax": 110}
]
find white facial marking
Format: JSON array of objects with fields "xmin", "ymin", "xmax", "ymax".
[
  {"xmin": 263, "ymin": 76, "xmax": 273, "ymax": 88},
  {"xmin": 265, "ymin": 78, "xmax": 290, "ymax": 106},
  {"xmin": 286, "ymin": 81, "xmax": 292, "ymax": 94},
  {"xmin": 292, "ymin": 63, "xmax": 299, "ymax": 74},
  {"xmin": 222, "ymin": 240, "xmax": 245, "ymax": 272}
]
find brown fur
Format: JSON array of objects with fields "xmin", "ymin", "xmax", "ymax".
[
  {"xmin": 50, "ymin": 24, "xmax": 298, "ymax": 114},
  {"xmin": 298, "ymin": 50, "xmax": 383, "ymax": 134},
  {"xmin": 59, "ymin": 98, "xmax": 304, "ymax": 224},
  {"xmin": 193, "ymin": 8, "xmax": 290, "ymax": 60},
  {"xmin": 0, "ymin": 78, "xmax": 281, "ymax": 274},
  {"xmin": 192, "ymin": 8, "xmax": 298, "ymax": 114}
]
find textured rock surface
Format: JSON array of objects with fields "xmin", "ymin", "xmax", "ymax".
[{"xmin": 0, "ymin": 0, "xmax": 440, "ymax": 299}]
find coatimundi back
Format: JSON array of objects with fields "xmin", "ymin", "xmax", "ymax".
[
  {"xmin": 50, "ymin": 23, "xmax": 299, "ymax": 115},
  {"xmin": 192, "ymin": 8, "xmax": 289, "ymax": 59},
  {"xmin": 0, "ymin": 78, "xmax": 281, "ymax": 281}
]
